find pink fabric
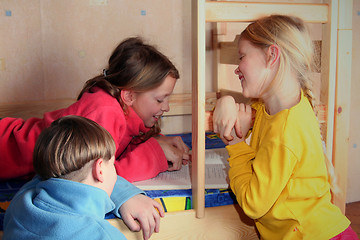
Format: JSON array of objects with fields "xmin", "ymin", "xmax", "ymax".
[
  {"xmin": 0, "ymin": 87, "xmax": 168, "ymax": 181},
  {"xmin": 330, "ymin": 226, "xmax": 359, "ymax": 240}
]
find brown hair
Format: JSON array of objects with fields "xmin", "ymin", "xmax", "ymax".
[
  {"xmin": 33, "ymin": 115, "xmax": 116, "ymax": 181},
  {"xmin": 77, "ymin": 37, "xmax": 179, "ymax": 140}
]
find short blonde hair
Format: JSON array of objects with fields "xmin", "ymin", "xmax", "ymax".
[{"xmin": 33, "ymin": 115, "xmax": 116, "ymax": 181}]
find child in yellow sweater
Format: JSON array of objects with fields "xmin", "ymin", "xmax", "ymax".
[{"xmin": 213, "ymin": 15, "xmax": 358, "ymax": 240}]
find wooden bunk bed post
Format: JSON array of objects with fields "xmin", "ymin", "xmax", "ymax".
[
  {"xmin": 320, "ymin": 0, "xmax": 353, "ymax": 214},
  {"xmin": 330, "ymin": 0, "xmax": 353, "ymax": 214},
  {"xmin": 321, "ymin": 0, "xmax": 339, "ymax": 209},
  {"xmin": 320, "ymin": 0, "xmax": 337, "ymax": 182},
  {"xmin": 191, "ymin": 0, "xmax": 206, "ymax": 219}
]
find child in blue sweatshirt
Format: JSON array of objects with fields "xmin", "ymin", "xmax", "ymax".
[{"xmin": 3, "ymin": 115, "xmax": 164, "ymax": 240}]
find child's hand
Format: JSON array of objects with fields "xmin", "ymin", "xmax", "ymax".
[
  {"xmin": 213, "ymin": 96, "xmax": 240, "ymax": 144},
  {"xmin": 155, "ymin": 135, "xmax": 191, "ymax": 171},
  {"xmin": 227, "ymin": 103, "xmax": 253, "ymax": 145},
  {"xmin": 120, "ymin": 194, "xmax": 165, "ymax": 240}
]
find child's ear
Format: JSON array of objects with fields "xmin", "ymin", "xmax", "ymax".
[
  {"xmin": 120, "ymin": 90, "xmax": 136, "ymax": 106},
  {"xmin": 93, "ymin": 158, "xmax": 104, "ymax": 183},
  {"xmin": 267, "ymin": 44, "xmax": 280, "ymax": 68}
]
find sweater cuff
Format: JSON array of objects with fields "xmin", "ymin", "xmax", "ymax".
[
  {"xmin": 226, "ymin": 141, "xmax": 256, "ymax": 166},
  {"xmin": 226, "ymin": 141, "xmax": 252, "ymax": 156},
  {"xmin": 110, "ymin": 176, "xmax": 144, "ymax": 218}
]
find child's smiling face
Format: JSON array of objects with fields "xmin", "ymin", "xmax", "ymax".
[
  {"xmin": 234, "ymin": 39, "xmax": 272, "ymax": 99},
  {"xmin": 130, "ymin": 75, "xmax": 176, "ymax": 128}
]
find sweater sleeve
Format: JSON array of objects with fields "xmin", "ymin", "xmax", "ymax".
[
  {"xmin": 227, "ymin": 141, "xmax": 297, "ymax": 219},
  {"xmin": 114, "ymin": 137, "xmax": 168, "ymax": 182},
  {"xmin": 110, "ymin": 176, "xmax": 145, "ymax": 218},
  {"xmin": 0, "ymin": 117, "xmax": 46, "ymax": 179}
]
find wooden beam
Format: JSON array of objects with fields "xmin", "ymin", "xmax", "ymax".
[
  {"xmin": 205, "ymin": 2, "xmax": 329, "ymax": 23},
  {"xmin": 0, "ymin": 99, "xmax": 75, "ymax": 120},
  {"xmin": 332, "ymin": 0, "xmax": 353, "ymax": 214},
  {"xmin": 108, "ymin": 204, "xmax": 259, "ymax": 240},
  {"xmin": 320, "ymin": 0, "xmax": 338, "ymax": 178},
  {"xmin": 0, "ymin": 93, "xmax": 217, "ymax": 119},
  {"xmin": 164, "ymin": 92, "xmax": 217, "ymax": 116},
  {"xmin": 191, "ymin": 0, "xmax": 206, "ymax": 218}
]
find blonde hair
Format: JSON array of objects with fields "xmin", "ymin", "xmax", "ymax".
[
  {"xmin": 240, "ymin": 15, "xmax": 317, "ymax": 108},
  {"xmin": 33, "ymin": 115, "xmax": 116, "ymax": 181},
  {"xmin": 242, "ymin": 15, "xmax": 339, "ymax": 195},
  {"xmin": 322, "ymin": 141, "xmax": 341, "ymax": 196}
]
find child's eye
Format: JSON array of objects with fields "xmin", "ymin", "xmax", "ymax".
[
  {"xmin": 157, "ymin": 99, "xmax": 164, "ymax": 103},
  {"xmin": 239, "ymin": 55, "xmax": 244, "ymax": 61}
]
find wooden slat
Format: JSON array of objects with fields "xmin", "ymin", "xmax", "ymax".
[
  {"xmin": 0, "ymin": 99, "xmax": 75, "ymax": 120},
  {"xmin": 332, "ymin": 0, "xmax": 353, "ymax": 214},
  {"xmin": 164, "ymin": 92, "xmax": 217, "ymax": 116},
  {"xmin": 205, "ymin": 1, "xmax": 329, "ymax": 23},
  {"xmin": 191, "ymin": 0, "xmax": 206, "ymax": 219},
  {"xmin": 320, "ymin": 0, "xmax": 338, "ymax": 182},
  {"xmin": 0, "ymin": 93, "xmax": 217, "ymax": 119},
  {"xmin": 108, "ymin": 205, "xmax": 259, "ymax": 240},
  {"xmin": 219, "ymin": 37, "xmax": 322, "ymax": 71},
  {"xmin": 333, "ymin": 29, "xmax": 352, "ymax": 214}
]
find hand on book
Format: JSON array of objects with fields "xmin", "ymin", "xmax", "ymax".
[{"xmin": 155, "ymin": 135, "xmax": 191, "ymax": 171}]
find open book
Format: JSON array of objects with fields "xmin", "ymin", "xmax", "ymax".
[{"xmin": 134, "ymin": 148, "xmax": 230, "ymax": 190}]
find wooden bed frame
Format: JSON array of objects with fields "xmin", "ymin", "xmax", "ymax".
[{"xmin": 0, "ymin": 1, "xmax": 352, "ymax": 239}]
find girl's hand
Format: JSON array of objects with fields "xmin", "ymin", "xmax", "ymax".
[
  {"xmin": 228, "ymin": 103, "xmax": 253, "ymax": 145},
  {"xmin": 155, "ymin": 135, "xmax": 191, "ymax": 171},
  {"xmin": 120, "ymin": 194, "xmax": 165, "ymax": 240},
  {"xmin": 213, "ymin": 96, "xmax": 240, "ymax": 144}
]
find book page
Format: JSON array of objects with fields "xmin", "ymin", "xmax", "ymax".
[
  {"xmin": 133, "ymin": 165, "xmax": 192, "ymax": 190},
  {"xmin": 134, "ymin": 148, "xmax": 230, "ymax": 190}
]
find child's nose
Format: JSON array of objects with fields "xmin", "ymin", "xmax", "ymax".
[
  {"xmin": 161, "ymin": 101, "xmax": 170, "ymax": 112},
  {"xmin": 234, "ymin": 66, "xmax": 240, "ymax": 75}
]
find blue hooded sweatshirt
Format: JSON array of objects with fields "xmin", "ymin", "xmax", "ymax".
[{"xmin": 3, "ymin": 176, "xmax": 144, "ymax": 239}]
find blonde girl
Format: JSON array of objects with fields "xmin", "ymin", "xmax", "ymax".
[{"xmin": 213, "ymin": 15, "xmax": 357, "ymax": 239}]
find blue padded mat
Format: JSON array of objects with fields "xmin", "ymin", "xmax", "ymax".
[
  {"xmin": 0, "ymin": 179, "xmax": 28, "ymax": 230},
  {"xmin": 166, "ymin": 132, "xmax": 226, "ymax": 150}
]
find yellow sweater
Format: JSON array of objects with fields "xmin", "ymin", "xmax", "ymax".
[{"xmin": 226, "ymin": 93, "xmax": 350, "ymax": 240}]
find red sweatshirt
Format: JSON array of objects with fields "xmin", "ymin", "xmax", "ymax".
[{"xmin": 0, "ymin": 87, "xmax": 168, "ymax": 182}]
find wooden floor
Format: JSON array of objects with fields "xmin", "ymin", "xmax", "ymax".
[
  {"xmin": 0, "ymin": 202, "xmax": 358, "ymax": 239},
  {"xmin": 346, "ymin": 201, "xmax": 360, "ymax": 238}
]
